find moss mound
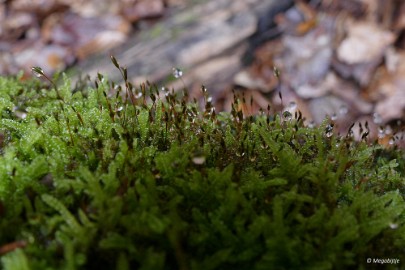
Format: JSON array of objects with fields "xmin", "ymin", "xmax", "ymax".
[{"xmin": 0, "ymin": 64, "xmax": 404, "ymax": 270}]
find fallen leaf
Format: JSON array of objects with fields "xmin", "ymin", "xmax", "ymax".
[
  {"xmin": 121, "ymin": 0, "xmax": 165, "ymax": 23},
  {"xmin": 307, "ymin": 95, "xmax": 348, "ymax": 124},
  {"xmin": 337, "ymin": 21, "xmax": 395, "ymax": 64},
  {"xmin": 279, "ymin": 30, "xmax": 332, "ymax": 90},
  {"xmin": 375, "ymin": 88, "xmax": 405, "ymax": 123},
  {"xmin": 234, "ymin": 71, "xmax": 269, "ymax": 92},
  {"xmin": 1, "ymin": 11, "xmax": 36, "ymax": 41},
  {"xmin": 368, "ymin": 50, "xmax": 405, "ymax": 123},
  {"xmin": 42, "ymin": 13, "xmax": 131, "ymax": 59},
  {"xmin": 13, "ymin": 42, "xmax": 75, "ymax": 75}
]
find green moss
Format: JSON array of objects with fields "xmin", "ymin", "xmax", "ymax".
[{"xmin": 0, "ymin": 63, "xmax": 404, "ymax": 270}]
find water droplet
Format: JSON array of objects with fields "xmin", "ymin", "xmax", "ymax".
[
  {"xmin": 282, "ymin": 111, "xmax": 292, "ymax": 121},
  {"xmin": 13, "ymin": 106, "xmax": 28, "ymax": 119},
  {"xmin": 373, "ymin": 112, "xmax": 382, "ymax": 124},
  {"xmin": 15, "ymin": 111, "xmax": 27, "ymax": 119},
  {"xmin": 260, "ymin": 144, "xmax": 268, "ymax": 150},
  {"xmin": 273, "ymin": 66, "xmax": 281, "ymax": 78},
  {"xmin": 31, "ymin": 67, "xmax": 44, "ymax": 78},
  {"xmin": 325, "ymin": 124, "xmax": 334, "ymax": 138},
  {"xmin": 192, "ymin": 156, "xmax": 206, "ymax": 165},
  {"xmin": 389, "ymin": 138, "xmax": 395, "ymax": 145},
  {"xmin": 378, "ymin": 127, "xmax": 385, "ymax": 139},
  {"xmin": 287, "ymin": 101, "xmax": 297, "ymax": 111},
  {"xmin": 339, "ymin": 105, "xmax": 348, "ymax": 116},
  {"xmin": 207, "ymin": 96, "xmax": 213, "ymax": 103},
  {"xmin": 385, "ymin": 125, "xmax": 392, "ymax": 135},
  {"xmin": 331, "ymin": 113, "xmax": 338, "ymax": 121},
  {"xmin": 172, "ymin": 67, "xmax": 183, "ymax": 78},
  {"xmin": 201, "ymin": 85, "xmax": 207, "ymax": 93},
  {"xmin": 116, "ymin": 106, "xmax": 124, "ymax": 112},
  {"xmin": 135, "ymin": 92, "xmax": 142, "ymax": 99},
  {"xmin": 307, "ymin": 120, "xmax": 315, "ymax": 128},
  {"xmin": 236, "ymin": 152, "xmax": 245, "ymax": 157},
  {"xmin": 389, "ymin": 223, "xmax": 398, "ymax": 229}
]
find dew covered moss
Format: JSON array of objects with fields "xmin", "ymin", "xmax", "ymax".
[{"xmin": 0, "ymin": 71, "xmax": 404, "ymax": 270}]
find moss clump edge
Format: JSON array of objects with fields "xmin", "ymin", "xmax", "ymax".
[{"xmin": 0, "ymin": 65, "xmax": 404, "ymax": 270}]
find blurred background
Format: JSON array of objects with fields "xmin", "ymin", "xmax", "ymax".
[{"xmin": 0, "ymin": 0, "xmax": 404, "ymax": 146}]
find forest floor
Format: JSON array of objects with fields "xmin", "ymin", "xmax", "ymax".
[{"xmin": 0, "ymin": 0, "xmax": 404, "ymax": 147}]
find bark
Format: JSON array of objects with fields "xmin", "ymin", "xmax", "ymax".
[{"xmin": 74, "ymin": 0, "xmax": 293, "ymax": 96}]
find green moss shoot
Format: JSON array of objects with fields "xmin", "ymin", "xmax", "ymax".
[{"xmin": 0, "ymin": 62, "xmax": 404, "ymax": 270}]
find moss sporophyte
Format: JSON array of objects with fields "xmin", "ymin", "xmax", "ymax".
[{"xmin": 0, "ymin": 57, "xmax": 403, "ymax": 269}]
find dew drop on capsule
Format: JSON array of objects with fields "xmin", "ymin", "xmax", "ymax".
[
  {"xmin": 172, "ymin": 67, "xmax": 183, "ymax": 78},
  {"xmin": 282, "ymin": 111, "xmax": 292, "ymax": 121},
  {"xmin": 287, "ymin": 101, "xmax": 297, "ymax": 111},
  {"xmin": 373, "ymin": 112, "xmax": 382, "ymax": 124},
  {"xmin": 339, "ymin": 105, "xmax": 348, "ymax": 116},
  {"xmin": 31, "ymin": 67, "xmax": 44, "ymax": 78},
  {"xmin": 388, "ymin": 138, "xmax": 395, "ymax": 145},
  {"xmin": 307, "ymin": 120, "xmax": 315, "ymax": 128},
  {"xmin": 15, "ymin": 111, "xmax": 27, "ymax": 119},
  {"xmin": 201, "ymin": 85, "xmax": 207, "ymax": 93},
  {"xmin": 236, "ymin": 152, "xmax": 245, "ymax": 157},
  {"xmin": 273, "ymin": 66, "xmax": 281, "ymax": 78},
  {"xmin": 135, "ymin": 92, "xmax": 142, "ymax": 99},
  {"xmin": 325, "ymin": 124, "xmax": 334, "ymax": 138},
  {"xmin": 389, "ymin": 223, "xmax": 398, "ymax": 229},
  {"xmin": 331, "ymin": 113, "xmax": 338, "ymax": 121},
  {"xmin": 378, "ymin": 127, "xmax": 385, "ymax": 139},
  {"xmin": 192, "ymin": 156, "xmax": 206, "ymax": 165}
]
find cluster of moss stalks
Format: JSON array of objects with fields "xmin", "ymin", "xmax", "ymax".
[{"xmin": 0, "ymin": 58, "xmax": 404, "ymax": 270}]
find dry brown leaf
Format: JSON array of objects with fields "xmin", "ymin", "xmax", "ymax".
[
  {"xmin": 394, "ymin": 2, "xmax": 405, "ymax": 30},
  {"xmin": 13, "ymin": 43, "xmax": 75, "ymax": 75},
  {"xmin": 294, "ymin": 0, "xmax": 318, "ymax": 35},
  {"xmin": 234, "ymin": 71, "xmax": 269, "ymax": 92},
  {"xmin": 10, "ymin": 0, "xmax": 69, "ymax": 16},
  {"xmin": 42, "ymin": 13, "xmax": 131, "ymax": 59},
  {"xmin": 1, "ymin": 11, "xmax": 36, "ymax": 41},
  {"xmin": 322, "ymin": 0, "xmax": 367, "ymax": 18},
  {"xmin": 67, "ymin": 0, "xmax": 121, "ymax": 17},
  {"xmin": 279, "ymin": 30, "xmax": 332, "ymax": 91},
  {"xmin": 357, "ymin": 0, "xmax": 379, "ymax": 22},
  {"xmin": 307, "ymin": 95, "xmax": 348, "ymax": 124},
  {"xmin": 295, "ymin": 72, "xmax": 339, "ymax": 99},
  {"xmin": 121, "ymin": 0, "xmax": 165, "ymax": 23},
  {"xmin": 337, "ymin": 21, "xmax": 395, "ymax": 64},
  {"xmin": 370, "ymin": 50, "xmax": 405, "ymax": 122},
  {"xmin": 295, "ymin": 18, "xmax": 318, "ymax": 35}
]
